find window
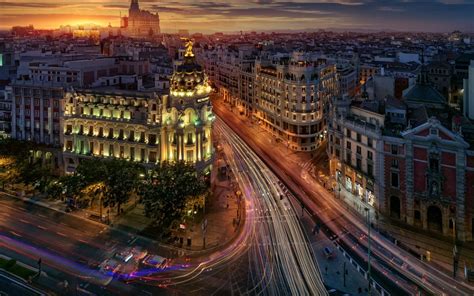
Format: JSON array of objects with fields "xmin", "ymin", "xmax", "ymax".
[
  {"xmin": 186, "ymin": 150, "xmax": 194, "ymax": 162},
  {"xmin": 367, "ymin": 137, "xmax": 373, "ymax": 148},
  {"xmin": 391, "ymin": 159, "xmax": 399, "ymax": 168},
  {"xmin": 414, "ymin": 210, "xmax": 421, "ymax": 221},
  {"xmin": 430, "ymin": 128, "xmax": 438, "ymax": 136},
  {"xmin": 66, "ymin": 141, "xmax": 72, "ymax": 151},
  {"xmin": 130, "ymin": 147, "xmax": 135, "ymax": 161},
  {"xmin": 391, "ymin": 145, "xmax": 398, "ymax": 155},
  {"xmin": 346, "ymin": 141, "xmax": 351, "ymax": 150},
  {"xmin": 346, "ymin": 129, "xmax": 351, "ymax": 137},
  {"xmin": 357, "ymin": 133, "xmax": 361, "ymax": 142},
  {"xmin": 429, "ymin": 154, "xmax": 439, "ymax": 173},
  {"xmin": 149, "ymin": 152, "xmax": 157, "ymax": 163},
  {"xmin": 367, "ymin": 164, "xmax": 373, "ymax": 176},
  {"xmin": 356, "ymin": 158, "xmax": 362, "ymax": 170},
  {"xmin": 129, "ymin": 131, "xmax": 135, "ymax": 141},
  {"xmin": 391, "ymin": 172, "xmax": 399, "ymax": 188},
  {"xmin": 346, "ymin": 152, "xmax": 351, "ymax": 163},
  {"xmin": 336, "ymin": 149, "xmax": 340, "ymax": 158},
  {"xmin": 367, "ymin": 151, "xmax": 373, "ymax": 160},
  {"xmin": 357, "ymin": 146, "xmax": 362, "ymax": 155}
]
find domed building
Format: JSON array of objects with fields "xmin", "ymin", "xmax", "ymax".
[
  {"xmin": 61, "ymin": 40, "xmax": 214, "ymax": 174},
  {"xmin": 161, "ymin": 40, "xmax": 215, "ymax": 172}
]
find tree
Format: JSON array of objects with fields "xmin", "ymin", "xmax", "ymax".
[
  {"xmin": 102, "ymin": 159, "xmax": 141, "ymax": 214},
  {"xmin": 140, "ymin": 161, "xmax": 208, "ymax": 229}
]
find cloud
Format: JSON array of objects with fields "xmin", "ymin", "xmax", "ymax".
[{"xmin": 0, "ymin": 0, "xmax": 472, "ymax": 32}]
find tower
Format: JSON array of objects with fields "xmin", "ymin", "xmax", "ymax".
[
  {"xmin": 129, "ymin": 0, "xmax": 139, "ymax": 16},
  {"xmin": 162, "ymin": 39, "xmax": 215, "ymax": 171}
]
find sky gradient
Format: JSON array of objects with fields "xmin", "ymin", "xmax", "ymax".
[{"xmin": 0, "ymin": 0, "xmax": 473, "ymax": 33}]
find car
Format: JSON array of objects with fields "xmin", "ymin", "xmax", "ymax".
[
  {"xmin": 141, "ymin": 254, "xmax": 169, "ymax": 269},
  {"xmin": 323, "ymin": 247, "xmax": 335, "ymax": 259}
]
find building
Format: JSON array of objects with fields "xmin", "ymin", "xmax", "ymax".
[
  {"xmin": 254, "ymin": 54, "xmax": 337, "ymax": 151},
  {"xmin": 11, "ymin": 81, "xmax": 65, "ymax": 147},
  {"xmin": 327, "ymin": 96, "xmax": 384, "ymax": 213},
  {"xmin": 122, "ymin": 0, "xmax": 161, "ymax": 38},
  {"xmin": 426, "ymin": 61, "xmax": 452, "ymax": 100},
  {"xmin": 62, "ymin": 40, "xmax": 214, "ymax": 173},
  {"xmin": 386, "ymin": 66, "xmax": 474, "ymax": 241},
  {"xmin": 0, "ymin": 86, "xmax": 12, "ymax": 138},
  {"xmin": 328, "ymin": 62, "xmax": 474, "ymax": 242},
  {"xmin": 463, "ymin": 60, "xmax": 474, "ymax": 120}
]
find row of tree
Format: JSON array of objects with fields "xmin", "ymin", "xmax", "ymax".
[
  {"xmin": 0, "ymin": 139, "xmax": 52, "ymax": 191},
  {"xmin": 0, "ymin": 139, "xmax": 209, "ymax": 230},
  {"xmin": 50, "ymin": 158, "xmax": 209, "ymax": 228}
]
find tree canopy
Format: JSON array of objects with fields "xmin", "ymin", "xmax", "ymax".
[{"xmin": 140, "ymin": 161, "xmax": 208, "ymax": 229}]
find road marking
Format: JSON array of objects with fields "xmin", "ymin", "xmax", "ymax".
[
  {"xmin": 78, "ymin": 239, "xmax": 88, "ymax": 244},
  {"xmin": 37, "ymin": 225, "xmax": 47, "ymax": 230},
  {"xmin": 38, "ymin": 214, "xmax": 47, "ymax": 218},
  {"xmin": 19, "ymin": 219, "xmax": 30, "ymax": 224},
  {"xmin": 56, "ymin": 232, "xmax": 67, "ymax": 237}
]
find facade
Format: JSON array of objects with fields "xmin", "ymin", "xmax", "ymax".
[
  {"xmin": 254, "ymin": 55, "xmax": 337, "ymax": 151},
  {"xmin": 328, "ymin": 62, "xmax": 474, "ymax": 241},
  {"xmin": 328, "ymin": 97, "xmax": 384, "ymax": 213},
  {"xmin": 122, "ymin": 0, "xmax": 161, "ymax": 38},
  {"xmin": 11, "ymin": 81, "xmax": 64, "ymax": 147},
  {"xmin": 0, "ymin": 86, "xmax": 12, "ymax": 138},
  {"xmin": 62, "ymin": 41, "xmax": 214, "ymax": 173},
  {"xmin": 426, "ymin": 62, "xmax": 452, "ymax": 100},
  {"xmin": 336, "ymin": 62, "xmax": 358, "ymax": 98},
  {"xmin": 463, "ymin": 60, "xmax": 474, "ymax": 120}
]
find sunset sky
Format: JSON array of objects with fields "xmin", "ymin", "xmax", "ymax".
[{"xmin": 0, "ymin": 0, "xmax": 473, "ymax": 33}]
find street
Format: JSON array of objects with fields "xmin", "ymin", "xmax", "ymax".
[{"xmin": 213, "ymin": 96, "xmax": 474, "ymax": 295}]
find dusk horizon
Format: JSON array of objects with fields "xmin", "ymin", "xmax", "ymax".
[{"xmin": 0, "ymin": 0, "xmax": 473, "ymax": 33}]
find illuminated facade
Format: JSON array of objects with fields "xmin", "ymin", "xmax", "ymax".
[
  {"xmin": 62, "ymin": 41, "xmax": 214, "ymax": 173},
  {"xmin": 255, "ymin": 55, "xmax": 337, "ymax": 151},
  {"xmin": 122, "ymin": 0, "xmax": 161, "ymax": 38}
]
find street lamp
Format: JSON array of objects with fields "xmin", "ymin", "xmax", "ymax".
[{"xmin": 365, "ymin": 207, "xmax": 372, "ymax": 295}]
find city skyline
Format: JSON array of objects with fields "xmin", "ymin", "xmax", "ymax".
[{"xmin": 0, "ymin": 0, "xmax": 473, "ymax": 33}]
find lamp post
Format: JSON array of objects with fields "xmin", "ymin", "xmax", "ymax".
[{"xmin": 365, "ymin": 207, "xmax": 372, "ymax": 295}]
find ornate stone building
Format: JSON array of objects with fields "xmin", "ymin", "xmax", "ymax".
[
  {"xmin": 62, "ymin": 41, "xmax": 214, "ymax": 173},
  {"xmin": 255, "ymin": 54, "xmax": 337, "ymax": 151},
  {"xmin": 122, "ymin": 0, "xmax": 161, "ymax": 38}
]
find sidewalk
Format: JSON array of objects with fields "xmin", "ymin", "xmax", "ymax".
[{"xmin": 166, "ymin": 154, "xmax": 244, "ymax": 251}]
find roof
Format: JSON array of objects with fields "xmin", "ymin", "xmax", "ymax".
[{"xmin": 404, "ymin": 84, "xmax": 446, "ymax": 105}]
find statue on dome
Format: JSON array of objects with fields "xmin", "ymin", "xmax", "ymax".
[{"xmin": 182, "ymin": 38, "xmax": 195, "ymax": 58}]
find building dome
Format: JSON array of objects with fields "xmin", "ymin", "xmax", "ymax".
[{"xmin": 170, "ymin": 40, "xmax": 212, "ymax": 100}]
